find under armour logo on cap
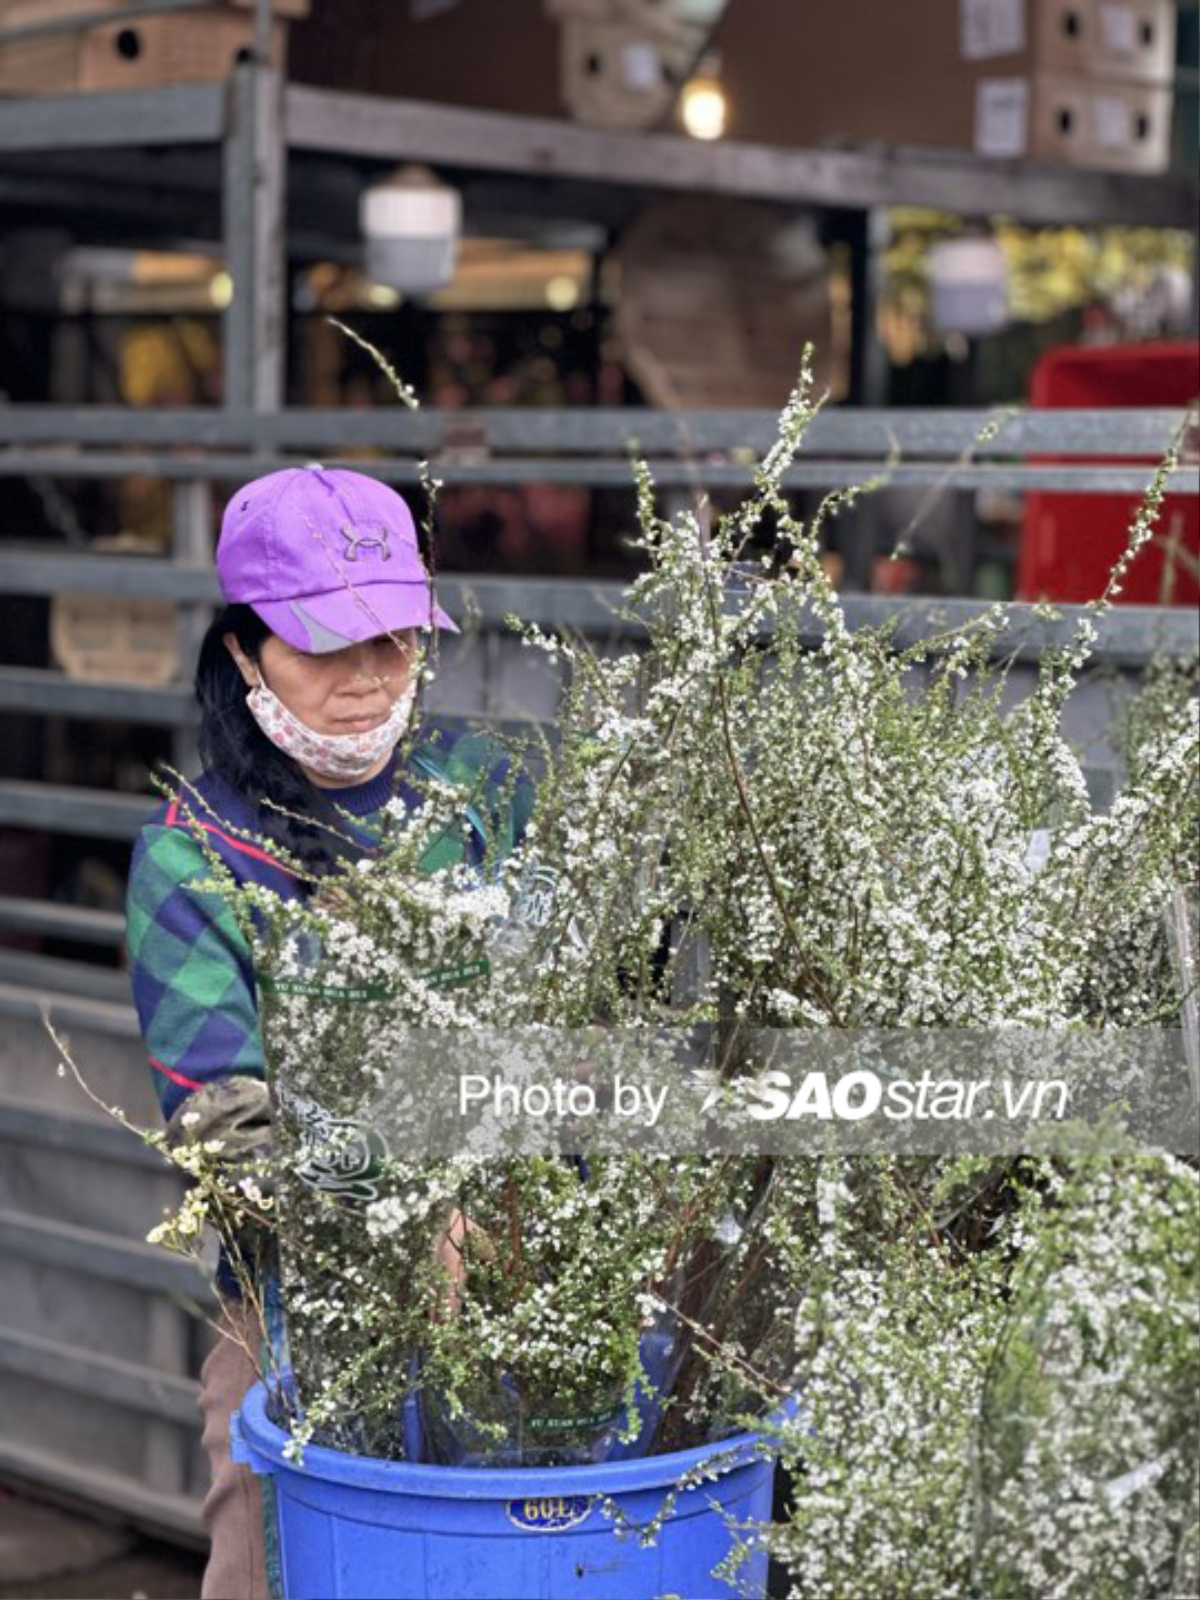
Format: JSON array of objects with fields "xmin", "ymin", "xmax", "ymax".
[{"xmin": 340, "ymin": 523, "xmax": 392, "ymax": 563}]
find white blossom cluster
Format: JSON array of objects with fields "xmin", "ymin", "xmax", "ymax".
[
  {"xmin": 150, "ymin": 355, "xmax": 1198, "ymax": 1587},
  {"xmin": 766, "ymin": 1154, "xmax": 1199, "ymax": 1600}
]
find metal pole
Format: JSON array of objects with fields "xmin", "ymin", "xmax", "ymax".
[
  {"xmin": 222, "ymin": 58, "xmax": 285, "ymax": 410},
  {"xmin": 844, "ymin": 206, "xmax": 891, "ymax": 590},
  {"xmin": 253, "ymin": 60, "xmax": 286, "ymax": 409},
  {"xmin": 254, "ymin": 0, "xmax": 273, "ymax": 67},
  {"xmin": 171, "ymin": 479, "xmax": 214, "ymax": 775}
]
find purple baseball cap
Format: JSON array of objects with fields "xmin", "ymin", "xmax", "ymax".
[{"xmin": 216, "ymin": 464, "xmax": 458, "ymax": 653}]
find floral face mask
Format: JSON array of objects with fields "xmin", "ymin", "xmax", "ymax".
[{"xmin": 247, "ymin": 678, "xmax": 417, "ymax": 783}]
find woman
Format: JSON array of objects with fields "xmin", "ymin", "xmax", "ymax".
[{"xmin": 126, "ymin": 464, "xmax": 527, "ymax": 1599}]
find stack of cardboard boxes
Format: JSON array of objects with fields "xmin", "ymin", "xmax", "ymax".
[
  {"xmin": 707, "ymin": 0, "xmax": 1178, "ymax": 172},
  {"xmin": 0, "ymin": 0, "xmax": 309, "ymax": 96},
  {"xmin": 965, "ymin": 0, "xmax": 1176, "ymax": 170},
  {"xmin": 0, "ymin": 0, "xmax": 1181, "ymax": 172},
  {"xmin": 542, "ymin": 0, "xmax": 1182, "ymax": 171}
]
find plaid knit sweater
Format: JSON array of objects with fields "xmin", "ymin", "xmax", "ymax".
[{"xmin": 127, "ymin": 727, "xmax": 531, "ymax": 1128}]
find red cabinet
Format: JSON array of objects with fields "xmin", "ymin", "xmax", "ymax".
[{"xmin": 1018, "ymin": 341, "xmax": 1199, "ymax": 607}]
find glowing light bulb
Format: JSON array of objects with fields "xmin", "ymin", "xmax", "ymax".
[
  {"xmin": 545, "ymin": 275, "xmax": 580, "ymax": 311},
  {"xmin": 680, "ymin": 58, "xmax": 727, "ymax": 141}
]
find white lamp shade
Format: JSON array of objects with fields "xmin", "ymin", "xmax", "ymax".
[
  {"xmin": 363, "ymin": 237, "xmax": 459, "ymax": 297},
  {"xmin": 360, "ymin": 182, "xmax": 462, "ymax": 241},
  {"xmin": 359, "ymin": 170, "xmax": 462, "ymax": 294},
  {"xmin": 927, "ymin": 238, "xmax": 1010, "ymax": 337}
]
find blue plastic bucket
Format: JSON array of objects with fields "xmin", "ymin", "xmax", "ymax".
[{"xmin": 232, "ymin": 1381, "xmax": 778, "ymax": 1599}]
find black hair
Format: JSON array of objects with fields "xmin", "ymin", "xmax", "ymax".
[{"xmin": 193, "ymin": 604, "xmax": 368, "ymax": 887}]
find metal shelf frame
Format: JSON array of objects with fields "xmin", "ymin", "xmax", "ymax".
[
  {"xmin": 1, "ymin": 408, "xmax": 1196, "ymax": 793},
  {"xmin": 1, "ymin": 400, "xmax": 1195, "ymax": 963},
  {"xmin": 2, "ymin": 402, "xmax": 1194, "ymax": 498},
  {"xmin": 0, "ymin": 56, "xmax": 1197, "ymax": 403},
  {"xmin": 283, "ymin": 82, "xmax": 1200, "ymax": 227},
  {"xmin": 1, "ymin": 405, "xmax": 1189, "ymax": 451},
  {"xmin": 1, "ymin": 74, "xmax": 1195, "ymax": 209},
  {"xmin": 1, "ymin": 401, "xmax": 1196, "ymax": 873},
  {"xmin": 4, "ymin": 454, "xmax": 1192, "ymax": 494}
]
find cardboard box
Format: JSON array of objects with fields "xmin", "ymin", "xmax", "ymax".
[
  {"xmin": 552, "ymin": 0, "xmax": 728, "ymax": 127},
  {"xmin": 1071, "ymin": 0, "xmax": 1175, "ymax": 83},
  {"xmin": 0, "ymin": 5, "xmax": 286, "ymax": 94},
  {"xmin": 704, "ymin": 0, "xmax": 1175, "ymax": 168},
  {"xmin": 1028, "ymin": 71, "xmax": 1173, "ymax": 169},
  {"xmin": 991, "ymin": 0, "xmax": 1174, "ymax": 83},
  {"xmin": 559, "ymin": 11, "xmax": 700, "ymax": 128}
]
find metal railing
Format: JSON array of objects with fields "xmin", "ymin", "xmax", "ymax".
[{"xmin": 2, "ymin": 401, "xmax": 1195, "ymax": 887}]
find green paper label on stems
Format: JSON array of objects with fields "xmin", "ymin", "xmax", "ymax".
[{"xmin": 258, "ymin": 955, "xmax": 490, "ymax": 1003}]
